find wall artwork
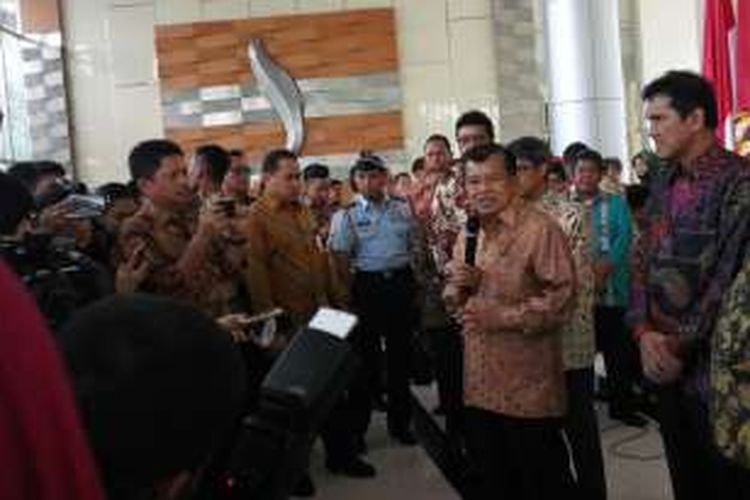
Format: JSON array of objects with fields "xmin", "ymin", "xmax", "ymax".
[{"xmin": 154, "ymin": 8, "xmax": 405, "ymax": 170}]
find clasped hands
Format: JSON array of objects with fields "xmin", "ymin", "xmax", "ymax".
[{"xmin": 444, "ymin": 262, "xmax": 495, "ymax": 335}]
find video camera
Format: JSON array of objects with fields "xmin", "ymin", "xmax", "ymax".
[
  {"xmin": 197, "ymin": 308, "xmax": 360, "ymax": 500},
  {"xmin": 0, "ymin": 231, "xmax": 113, "ymax": 330}
]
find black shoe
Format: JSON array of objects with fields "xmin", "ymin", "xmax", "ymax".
[
  {"xmin": 432, "ymin": 404, "xmax": 446, "ymax": 416},
  {"xmin": 326, "ymin": 457, "xmax": 377, "ymax": 478},
  {"xmin": 291, "ymin": 474, "xmax": 316, "ymax": 497},
  {"xmin": 610, "ymin": 411, "xmax": 648, "ymax": 428},
  {"xmin": 355, "ymin": 436, "xmax": 368, "ymax": 455},
  {"xmin": 390, "ymin": 428, "xmax": 417, "ymax": 446}
]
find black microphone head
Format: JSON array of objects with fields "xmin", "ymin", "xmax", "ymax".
[{"xmin": 466, "ymin": 216, "xmax": 480, "ymax": 236}]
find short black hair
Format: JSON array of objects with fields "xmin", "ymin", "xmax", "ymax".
[
  {"xmin": 128, "ymin": 140, "xmax": 183, "ymax": 182},
  {"xmin": 394, "ymin": 172, "xmax": 411, "ymax": 182},
  {"xmin": 642, "ymin": 70, "xmax": 719, "ymax": 129},
  {"xmin": 507, "ymin": 136, "xmax": 551, "ymax": 167},
  {"xmin": 229, "ymin": 149, "xmax": 244, "ymax": 158},
  {"xmin": 424, "ymin": 134, "xmax": 452, "ymax": 153},
  {"xmin": 411, "ymin": 157, "xmax": 425, "ymax": 174},
  {"xmin": 330, "ymin": 179, "xmax": 342, "ymax": 187},
  {"xmin": 262, "ymin": 149, "xmax": 297, "ymax": 175},
  {"xmin": 456, "ymin": 110, "xmax": 495, "ymax": 141},
  {"xmin": 302, "ymin": 163, "xmax": 330, "ymax": 181},
  {"xmin": 562, "ymin": 142, "xmax": 589, "ymax": 163},
  {"xmin": 7, "ymin": 161, "xmax": 39, "ymax": 192},
  {"xmin": 546, "ymin": 161, "xmax": 567, "ymax": 182},
  {"xmin": 574, "ymin": 149, "xmax": 605, "ymax": 172},
  {"xmin": 462, "ymin": 143, "xmax": 517, "ymax": 176},
  {"xmin": 59, "ymin": 295, "xmax": 246, "ymax": 498},
  {"xmin": 195, "ymin": 144, "xmax": 230, "ymax": 186},
  {"xmin": 36, "ymin": 160, "xmax": 66, "ymax": 178},
  {"xmin": 0, "ymin": 172, "xmax": 34, "ymax": 235},
  {"xmin": 603, "ymin": 157, "xmax": 623, "ymax": 172}
]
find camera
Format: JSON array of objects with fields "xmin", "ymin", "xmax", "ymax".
[
  {"xmin": 197, "ymin": 308, "xmax": 359, "ymax": 500},
  {"xmin": 0, "ymin": 231, "xmax": 113, "ymax": 330}
]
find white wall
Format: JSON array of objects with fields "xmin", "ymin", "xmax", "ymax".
[
  {"xmin": 62, "ymin": 0, "xmax": 498, "ymax": 185},
  {"xmin": 638, "ymin": 0, "xmax": 703, "ymax": 85}
]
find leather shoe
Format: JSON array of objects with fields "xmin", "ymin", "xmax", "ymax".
[
  {"xmin": 326, "ymin": 457, "xmax": 377, "ymax": 478},
  {"xmin": 291, "ymin": 474, "xmax": 316, "ymax": 497},
  {"xmin": 390, "ymin": 428, "xmax": 417, "ymax": 446},
  {"xmin": 610, "ymin": 411, "xmax": 648, "ymax": 428}
]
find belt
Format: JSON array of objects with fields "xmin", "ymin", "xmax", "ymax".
[{"xmin": 355, "ymin": 267, "xmax": 412, "ymax": 280}]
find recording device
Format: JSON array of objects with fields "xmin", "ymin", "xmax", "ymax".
[
  {"xmin": 198, "ymin": 308, "xmax": 359, "ymax": 500},
  {"xmin": 464, "ymin": 216, "xmax": 480, "ymax": 266},
  {"xmin": 62, "ymin": 193, "xmax": 106, "ymax": 219},
  {"xmin": 215, "ymin": 197, "xmax": 237, "ymax": 217},
  {"xmin": 0, "ymin": 232, "xmax": 113, "ymax": 330}
]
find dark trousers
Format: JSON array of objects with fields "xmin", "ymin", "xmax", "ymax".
[
  {"xmin": 657, "ymin": 385, "xmax": 741, "ymax": 500},
  {"xmin": 350, "ymin": 268, "xmax": 416, "ymax": 437},
  {"xmin": 464, "ymin": 406, "xmax": 574, "ymax": 500},
  {"xmin": 431, "ymin": 323, "xmax": 464, "ymax": 438},
  {"xmin": 595, "ymin": 306, "xmax": 641, "ymax": 415},
  {"xmin": 564, "ymin": 368, "xmax": 607, "ymax": 500}
]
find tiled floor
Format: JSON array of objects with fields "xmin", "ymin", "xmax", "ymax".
[{"xmin": 306, "ymin": 386, "xmax": 674, "ymax": 499}]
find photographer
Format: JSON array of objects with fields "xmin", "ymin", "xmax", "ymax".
[
  {"xmin": 116, "ymin": 139, "xmax": 245, "ymax": 318},
  {"xmin": 0, "ymin": 173, "xmax": 112, "ymax": 330}
]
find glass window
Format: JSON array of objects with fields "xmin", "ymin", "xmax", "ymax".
[{"xmin": 0, "ymin": 0, "xmax": 72, "ymax": 169}]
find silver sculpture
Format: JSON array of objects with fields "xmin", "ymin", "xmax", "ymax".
[{"xmin": 248, "ymin": 39, "xmax": 305, "ymax": 153}]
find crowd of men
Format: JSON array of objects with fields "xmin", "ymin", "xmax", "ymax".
[{"xmin": 2, "ymin": 68, "xmax": 750, "ymax": 500}]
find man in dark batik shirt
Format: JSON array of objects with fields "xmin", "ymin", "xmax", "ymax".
[{"xmin": 630, "ymin": 71, "xmax": 750, "ymax": 500}]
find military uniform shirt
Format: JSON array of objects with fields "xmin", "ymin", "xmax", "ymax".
[{"xmin": 328, "ymin": 194, "xmax": 417, "ymax": 272}]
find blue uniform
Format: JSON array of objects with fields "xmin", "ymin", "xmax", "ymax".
[{"xmin": 328, "ymin": 194, "xmax": 416, "ymax": 272}]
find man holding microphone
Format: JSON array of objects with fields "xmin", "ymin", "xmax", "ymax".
[{"xmin": 444, "ymin": 143, "xmax": 576, "ymax": 500}]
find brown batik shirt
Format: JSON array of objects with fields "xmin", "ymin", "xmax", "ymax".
[
  {"xmin": 450, "ymin": 200, "xmax": 576, "ymax": 418},
  {"xmin": 243, "ymin": 195, "xmax": 345, "ymax": 328},
  {"xmin": 116, "ymin": 200, "xmax": 241, "ymax": 318}
]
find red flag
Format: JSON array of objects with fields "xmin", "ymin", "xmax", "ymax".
[
  {"xmin": 737, "ymin": 0, "xmax": 750, "ymax": 112},
  {"xmin": 703, "ymin": 0, "xmax": 735, "ymax": 143}
]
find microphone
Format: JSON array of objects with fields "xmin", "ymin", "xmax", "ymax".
[{"xmin": 464, "ymin": 216, "xmax": 480, "ymax": 266}]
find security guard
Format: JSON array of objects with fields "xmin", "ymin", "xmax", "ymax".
[{"xmin": 329, "ymin": 154, "xmax": 420, "ymax": 446}]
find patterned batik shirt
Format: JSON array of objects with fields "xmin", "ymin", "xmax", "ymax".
[
  {"xmin": 116, "ymin": 200, "xmax": 241, "ymax": 318},
  {"xmin": 410, "ymin": 167, "xmax": 467, "ymax": 274},
  {"xmin": 538, "ymin": 191, "xmax": 596, "ymax": 371},
  {"xmin": 711, "ymin": 248, "xmax": 750, "ymax": 469},
  {"xmin": 451, "ymin": 200, "xmax": 575, "ymax": 418},
  {"xmin": 629, "ymin": 145, "xmax": 750, "ymax": 397}
]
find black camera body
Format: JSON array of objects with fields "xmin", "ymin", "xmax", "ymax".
[
  {"xmin": 198, "ymin": 312, "xmax": 359, "ymax": 500},
  {"xmin": 0, "ymin": 232, "xmax": 113, "ymax": 330}
]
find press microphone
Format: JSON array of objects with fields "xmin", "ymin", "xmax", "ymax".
[{"xmin": 464, "ymin": 216, "xmax": 480, "ymax": 266}]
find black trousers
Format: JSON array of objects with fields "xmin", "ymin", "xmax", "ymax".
[
  {"xmin": 349, "ymin": 268, "xmax": 416, "ymax": 437},
  {"xmin": 594, "ymin": 305, "xmax": 641, "ymax": 415},
  {"xmin": 657, "ymin": 384, "xmax": 744, "ymax": 500},
  {"xmin": 564, "ymin": 368, "xmax": 607, "ymax": 500},
  {"xmin": 430, "ymin": 323, "xmax": 464, "ymax": 438},
  {"xmin": 464, "ymin": 406, "xmax": 574, "ymax": 500}
]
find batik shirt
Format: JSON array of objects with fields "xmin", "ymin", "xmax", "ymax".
[
  {"xmin": 629, "ymin": 145, "xmax": 750, "ymax": 397},
  {"xmin": 116, "ymin": 200, "xmax": 241, "ymax": 318},
  {"xmin": 711, "ymin": 248, "xmax": 750, "ymax": 469},
  {"xmin": 451, "ymin": 200, "xmax": 576, "ymax": 418},
  {"xmin": 410, "ymin": 167, "xmax": 467, "ymax": 273},
  {"xmin": 538, "ymin": 191, "xmax": 596, "ymax": 370}
]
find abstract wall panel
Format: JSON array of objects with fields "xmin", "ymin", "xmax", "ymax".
[{"xmin": 154, "ymin": 8, "xmax": 404, "ymax": 162}]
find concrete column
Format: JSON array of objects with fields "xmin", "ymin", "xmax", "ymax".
[{"xmin": 543, "ymin": 0, "xmax": 628, "ymax": 161}]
